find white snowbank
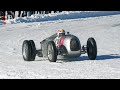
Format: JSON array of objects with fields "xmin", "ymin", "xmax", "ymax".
[{"xmin": 2, "ymin": 11, "xmax": 120, "ymax": 24}]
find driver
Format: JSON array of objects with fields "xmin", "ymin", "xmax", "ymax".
[{"xmin": 54, "ymin": 29, "xmax": 65, "ymax": 47}]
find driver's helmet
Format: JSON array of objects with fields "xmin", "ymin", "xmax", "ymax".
[{"xmin": 57, "ymin": 29, "xmax": 65, "ymax": 37}]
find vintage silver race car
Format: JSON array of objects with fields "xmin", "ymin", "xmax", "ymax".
[{"xmin": 22, "ymin": 32, "xmax": 97, "ymax": 62}]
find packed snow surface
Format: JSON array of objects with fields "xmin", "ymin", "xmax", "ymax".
[{"xmin": 0, "ymin": 11, "xmax": 120, "ymax": 79}]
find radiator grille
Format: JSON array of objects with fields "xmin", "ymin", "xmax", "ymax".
[{"xmin": 70, "ymin": 38, "xmax": 80, "ymax": 51}]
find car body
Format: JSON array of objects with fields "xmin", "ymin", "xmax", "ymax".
[
  {"xmin": 22, "ymin": 31, "xmax": 97, "ymax": 62},
  {"xmin": 40, "ymin": 32, "xmax": 82, "ymax": 58}
]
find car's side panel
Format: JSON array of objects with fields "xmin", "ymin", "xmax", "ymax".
[
  {"xmin": 40, "ymin": 33, "xmax": 81, "ymax": 58},
  {"xmin": 40, "ymin": 33, "xmax": 57, "ymax": 57}
]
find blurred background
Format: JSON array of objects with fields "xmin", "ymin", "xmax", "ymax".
[{"xmin": 0, "ymin": 11, "xmax": 62, "ymax": 20}]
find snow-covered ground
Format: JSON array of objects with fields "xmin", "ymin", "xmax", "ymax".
[
  {"xmin": 1, "ymin": 11, "xmax": 120, "ymax": 24},
  {"xmin": 0, "ymin": 11, "xmax": 120, "ymax": 79}
]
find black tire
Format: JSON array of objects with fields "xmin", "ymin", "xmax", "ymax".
[
  {"xmin": 47, "ymin": 41, "xmax": 57, "ymax": 62},
  {"xmin": 87, "ymin": 37, "xmax": 97, "ymax": 60},
  {"xmin": 29, "ymin": 40, "xmax": 36, "ymax": 61},
  {"xmin": 22, "ymin": 40, "xmax": 32, "ymax": 61}
]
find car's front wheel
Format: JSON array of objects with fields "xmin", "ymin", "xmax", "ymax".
[
  {"xmin": 47, "ymin": 41, "xmax": 57, "ymax": 62},
  {"xmin": 87, "ymin": 37, "xmax": 97, "ymax": 60}
]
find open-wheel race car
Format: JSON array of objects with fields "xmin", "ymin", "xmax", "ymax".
[{"xmin": 22, "ymin": 29, "xmax": 97, "ymax": 62}]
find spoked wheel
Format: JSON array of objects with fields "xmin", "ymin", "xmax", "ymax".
[
  {"xmin": 47, "ymin": 41, "xmax": 57, "ymax": 62},
  {"xmin": 22, "ymin": 40, "xmax": 36, "ymax": 61},
  {"xmin": 87, "ymin": 37, "xmax": 97, "ymax": 60}
]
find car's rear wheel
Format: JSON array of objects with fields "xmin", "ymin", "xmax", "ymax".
[
  {"xmin": 47, "ymin": 41, "xmax": 57, "ymax": 62},
  {"xmin": 22, "ymin": 40, "xmax": 36, "ymax": 61},
  {"xmin": 29, "ymin": 40, "xmax": 36, "ymax": 61},
  {"xmin": 22, "ymin": 40, "xmax": 32, "ymax": 61},
  {"xmin": 87, "ymin": 37, "xmax": 97, "ymax": 60}
]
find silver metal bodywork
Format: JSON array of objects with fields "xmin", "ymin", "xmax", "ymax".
[
  {"xmin": 40, "ymin": 33, "xmax": 81, "ymax": 58},
  {"xmin": 61, "ymin": 35, "xmax": 81, "ymax": 57},
  {"xmin": 40, "ymin": 33, "xmax": 57, "ymax": 58}
]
